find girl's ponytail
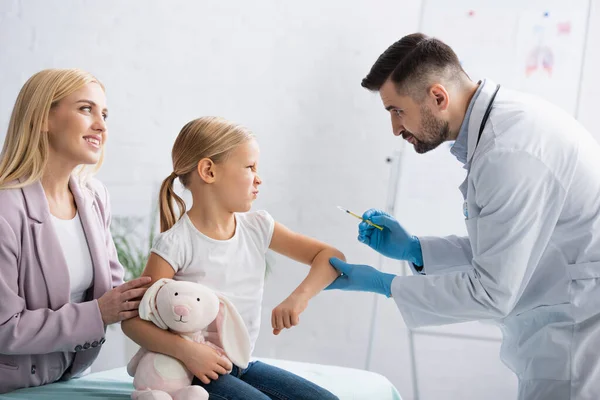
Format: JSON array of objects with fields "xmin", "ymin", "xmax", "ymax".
[{"xmin": 158, "ymin": 172, "xmax": 186, "ymax": 232}]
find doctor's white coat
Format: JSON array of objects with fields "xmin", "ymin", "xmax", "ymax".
[{"xmin": 392, "ymin": 80, "xmax": 600, "ymax": 400}]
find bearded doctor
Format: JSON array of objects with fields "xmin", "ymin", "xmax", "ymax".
[{"xmin": 326, "ymin": 33, "xmax": 600, "ymax": 400}]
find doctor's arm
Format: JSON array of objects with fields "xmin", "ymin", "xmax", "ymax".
[
  {"xmin": 328, "ymin": 151, "xmax": 565, "ymax": 327},
  {"xmin": 417, "ymin": 235, "xmax": 474, "ymax": 275},
  {"xmin": 391, "ymin": 150, "xmax": 565, "ymax": 327},
  {"xmin": 358, "ymin": 209, "xmax": 473, "ymax": 275},
  {"xmin": 269, "ymin": 222, "xmax": 344, "ymax": 334}
]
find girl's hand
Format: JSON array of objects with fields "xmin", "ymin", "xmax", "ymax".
[
  {"xmin": 179, "ymin": 341, "xmax": 232, "ymax": 384},
  {"xmin": 271, "ymin": 293, "xmax": 308, "ymax": 335}
]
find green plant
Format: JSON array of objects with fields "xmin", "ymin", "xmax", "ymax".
[{"xmin": 110, "ymin": 212, "xmax": 157, "ymax": 280}]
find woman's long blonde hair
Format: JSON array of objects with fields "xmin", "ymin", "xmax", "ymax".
[
  {"xmin": 0, "ymin": 68, "xmax": 105, "ymax": 189},
  {"xmin": 159, "ymin": 116, "xmax": 254, "ymax": 233}
]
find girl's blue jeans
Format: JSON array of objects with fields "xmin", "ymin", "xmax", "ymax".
[{"xmin": 192, "ymin": 360, "xmax": 339, "ymax": 400}]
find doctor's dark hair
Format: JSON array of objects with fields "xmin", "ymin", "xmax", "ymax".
[
  {"xmin": 361, "ymin": 33, "xmax": 469, "ymax": 99},
  {"xmin": 159, "ymin": 116, "xmax": 254, "ymax": 233}
]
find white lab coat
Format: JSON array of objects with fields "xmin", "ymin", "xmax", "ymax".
[{"xmin": 392, "ymin": 80, "xmax": 600, "ymax": 400}]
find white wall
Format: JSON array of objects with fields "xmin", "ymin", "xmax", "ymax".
[
  {"xmin": 577, "ymin": 0, "xmax": 600, "ymax": 137},
  {"xmin": 1, "ymin": 1, "xmax": 599, "ymax": 399}
]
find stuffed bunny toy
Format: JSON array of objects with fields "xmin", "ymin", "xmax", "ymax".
[{"xmin": 127, "ymin": 278, "xmax": 251, "ymax": 400}]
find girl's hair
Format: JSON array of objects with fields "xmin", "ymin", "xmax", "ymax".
[
  {"xmin": 159, "ymin": 116, "xmax": 254, "ymax": 232},
  {"xmin": 0, "ymin": 68, "xmax": 105, "ymax": 189}
]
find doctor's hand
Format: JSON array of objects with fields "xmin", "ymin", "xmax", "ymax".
[
  {"xmin": 271, "ymin": 293, "xmax": 308, "ymax": 336},
  {"xmin": 325, "ymin": 258, "xmax": 396, "ymax": 297},
  {"xmin": 359, "ymin": 209, "xmax": 423, "ymax": 266}
]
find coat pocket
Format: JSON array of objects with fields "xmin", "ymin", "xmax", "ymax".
[
  {"xmin": 568, "ymin": 261, "xmax": 600, "ymax": 280},
  {"xmin": 568, "ymin": 261, "xmax": 600, "ymax": 324}
]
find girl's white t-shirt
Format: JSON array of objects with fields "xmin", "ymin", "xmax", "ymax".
[{"xmin": 150, "ymin": 210, "xmax": 275, "ymax": 353}]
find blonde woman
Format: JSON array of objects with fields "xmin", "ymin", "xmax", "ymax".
[
  {"xmin": 0, "ymin": 69, "xmax": 150, "ymax": 393},
  {"xmin": 122, "ymin": 117, "xmax": 341, "ymax": 399}
]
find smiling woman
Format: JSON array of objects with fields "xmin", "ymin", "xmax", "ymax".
[
  {"xmin": 0, "ymin": 69, "xmax": 150, "ymax": 394},
  {"xmin": 0, "ymin": 70, "xmax": 108, "ymax": 189}
]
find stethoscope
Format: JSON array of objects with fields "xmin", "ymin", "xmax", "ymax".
[
  {"xmin": 475, "ymin": 84, "xmax": 501, "ymax": 149},
  {"xmin": 463, "ymin": 83, "xmax": 501, "ymax": 219}
]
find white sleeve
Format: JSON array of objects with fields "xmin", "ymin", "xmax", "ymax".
[
  {"xmin": 249, "ymin": 210, "xmax": 275, "ymax": 253},
  {"xmin": 151, "ymin": 231, "xmax": 183, "ymax": 272},
  {"xmin": 418, "ymin": 235, "xmax": 474, "ymax": 275},
  {"xmin": 391, "ymin": 150, "xmax": 566, "ymax": 328}
]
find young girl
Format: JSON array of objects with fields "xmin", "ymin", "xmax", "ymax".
[{"xmin": 122, "ymin": 116, "xmax": 342, "ymax": 399}]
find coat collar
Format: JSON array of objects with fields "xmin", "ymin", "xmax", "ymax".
[{"xmin": 20, "ymin": 175, "xmax": 89, "ymax": 223}]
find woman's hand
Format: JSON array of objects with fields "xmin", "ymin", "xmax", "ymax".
[
  {"xmin": 271, "ymin": 293, "xmax": 309, "ymax": 335},
  {"xmin": 97, "ymin": 276, "xmax": 151, "ymax": 325}
]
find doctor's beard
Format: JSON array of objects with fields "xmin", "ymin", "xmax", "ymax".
[{"xmin": 409, "ymin": 106, "xmax": 451, "ymax": 154}]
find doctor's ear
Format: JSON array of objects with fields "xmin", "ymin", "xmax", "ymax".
[
  {"xmin": 197, "ymin": 158, "xmax": 216, "ymax": 183},
  {"xmin": 429, "ymin": 84, "xmax": 450, "ymax": 111}
]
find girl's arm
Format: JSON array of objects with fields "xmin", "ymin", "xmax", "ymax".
[
  {"xmin": 121, "ymin": 253, "xmax": 180, "ymax": 356},
  {"xmin": 268, "ymin": 221, "xmax": 345, "ymax": 334},
  {"xmin": 121, "ymin": 253, "xmax": 231, "ymax": 384}
]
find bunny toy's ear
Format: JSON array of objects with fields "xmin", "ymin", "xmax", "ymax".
[
  {"xmin": 215, "ymin": 294, "xmax": 251, "ymax": 369},
  {"xmin": 139, "ymin": 278, "xmax": 172, "ymax": 330}
]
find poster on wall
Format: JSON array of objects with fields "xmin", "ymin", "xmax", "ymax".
[
  {"xmin": 515, "ymin": 9, "xmax": 589, "ymax": 115},
  {"xmin": 420, "ymin": 0, "xmax": 590, "ymax": 116}
]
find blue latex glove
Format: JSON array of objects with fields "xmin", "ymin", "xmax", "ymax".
[
  {"xmin": 325, "ymin": 257, "xmax": 396, "ymax": 297},
  {"xmin": 358, "ymin": 209, "xmax": 423, "ymax": 266}
]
